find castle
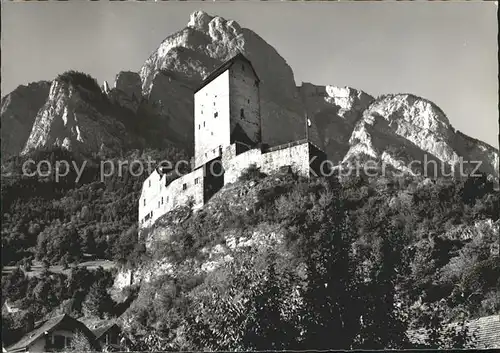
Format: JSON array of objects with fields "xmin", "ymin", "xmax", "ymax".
[{"xmin": 139, "ymin": 53, "xmax": 327, "ymax": 229}]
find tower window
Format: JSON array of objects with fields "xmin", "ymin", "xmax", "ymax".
[
  {"xmin": 183, "ymin": 183, "xmax": 187, "ymax": 190},
  {"xmin": 195, "ymin": 178, "xmax": 199, "ymax": 185},
  {"xmin": 214, "ymin": 112, "xmax": 218, "ymax": 118},
  {"xmin": 161, "ymin": 197, "xmax": 164, "ymax": 204},
  {"xmin": 240, "ymin": 108, "xmax": 245, "ymax": 118}
]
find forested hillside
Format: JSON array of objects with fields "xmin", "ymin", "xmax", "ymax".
[{"xmin": 118, "ymin": 168, "xmax": 498, "ymax": 350}]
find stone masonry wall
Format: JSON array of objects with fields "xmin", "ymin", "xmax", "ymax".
[
  {"xmin": 222, "ymin": 145, "xmax": 263, "ymax": 184},
  {"xmin": 194, "ymin": 71, "xmax": 230, "ymax": 169},
  {"xmin": 262, "ymin": 142, "xmax": 310, "ymax": 177},
  {"xmin": 229, "ymin": 59, "xmax": 261, "ymax": 144},
  {"xmin": 140, "ymin": 167, "xmax": 205, "ymax": 228}
]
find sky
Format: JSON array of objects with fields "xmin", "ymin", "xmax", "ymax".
[{"xmin": 1, "ymin": 1, "xmax": 498, "ymax": 148}]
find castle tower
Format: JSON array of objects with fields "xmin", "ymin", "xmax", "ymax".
[{"xmin": 193, "ymin": 53, "xmax": 261, "ymax": 169}]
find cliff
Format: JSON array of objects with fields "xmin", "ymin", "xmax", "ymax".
[
  {"xmin": 1, "ymin": 81, "xmax": 51, "ymax": 160},
  {"xmin": 22, "ymin": 74, "xmax": 134, "ymax": 158}
]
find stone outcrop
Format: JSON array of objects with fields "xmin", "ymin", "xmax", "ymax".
[
  {"xmin": 343, "ymin": 94, "xmax": 499, "ymax": 177},
  {"xmin": 22, "ymin": 78, "xmax": 132, "ymax": 158},
  {"xmin": 108, "ymin": 71, "xmax": 142, "ymax": 113},
  {"xmin": 300, "ymin": 83, "xmax": 374, "ymax": 163},
  {"xmin": 1, "ymin": 81, "xmax": 51, "ymax": 160}
]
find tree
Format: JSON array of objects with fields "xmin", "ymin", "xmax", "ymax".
[
  {"xmin": 184, "ymin": 249, "xmax": 298, "ymax": 350},
  {"xmin": 82, "ymin": 281, "xmax": 113, "ymax": 318},
  {"xmin": 354, "ymin": 217, "xmax": 410, "ymax": 349},
  {"xmin": 67, "ymin": 330, "xmax": 93, "ymax": 352}
]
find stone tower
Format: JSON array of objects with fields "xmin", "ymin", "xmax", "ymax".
[{"xmin": 193, "ymin": 53, "xmax": 261, "ymax": 169}]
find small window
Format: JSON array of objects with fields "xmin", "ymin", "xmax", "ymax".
[
  {"xmin": 240, "ymin": 108, "xmax": 244, "ymax": 118},
  {"xmin": 198, "ymin": 124, "xmax": 200, "ymax": 130},
  {"xmin": 214, "ymin": 112, "xmax": 218, "ymax": 118},
  {"xmin": 242, "ymin": 64, "xmax": 245, "ymax": 71},
  {"xmin": 183, "ymin": 183, "xmax": 187, "ymax": 190},
  {"xmin": 203, "ymin": 121, "xmax": 205, "ymax": 127},
  {"xmin": 151, "ymin": 211, "xmax": 153, "ymax": 217},
  {"xmin": 161, "ymin": 197, "xmax": 164, "ymax": 204},
  {"xmin": 167, "ymin": 196, "xmax": 169, "ymax": 202},
  {"xmin": 158, "ymin": 201, "xmax": 160, "ymax": 208},
  {"xmin": 149, "ymin": 180, "xmax": 151, "ymax": 187},
  {"xmin": 247, "ymin": 99, "xmax": 250, "ymax": 104},
  {"xmin": 195, "ymin": 178, "xmax": 199, "ymax": 185},
  {"xmin": 213, "ymin": 102, "xmax": 216, "ymax": 106},
  {"xmin": 143, "ymin": 199, "xmax": 146, "ymax": 206},
  {"xmin": 211, "ymin": 132, "xmax": 213, "ymax": 136},
  {"xmin": 201, "ymin": 110, "xmax": 203, "ymax": 114}
]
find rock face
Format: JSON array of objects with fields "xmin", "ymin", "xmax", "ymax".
[
  {"xmin": 108, "ymin": 71, "xmax": 142, "ymax": 113},
  {"xmin": 344, "ymin": 94, "xmax": 499, "ymax": 177},
  {"xmin": 139, "ymin": 10, "xmax": 321, "ymax": 149},
  {"xmin": 300, "ymin": 83, "xmax": 374, "ymax": 163},
  {"xmin": 1, "ymin": 81, "xmax": 51, "ymax": 160},
  {"xmin": 22, "ymin": 78, "xmax": 132, "ymax": 157}
]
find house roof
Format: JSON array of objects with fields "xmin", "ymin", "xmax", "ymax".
[
  {"xmin": 6, "ymin": 314, "xmax": 98, "ymax": 353},
  {"xmin": 407, "ymin": 314, "xmax": 500, "ymax": 349},
  {"xmin": 194, "ymin": 53, "xmax": 260, "ymax": 93},
  {"xmin": 92, "ymin": 323, "xmax": 120, "ymax": 340}
]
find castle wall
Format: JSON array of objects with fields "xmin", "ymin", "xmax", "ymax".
[
  {"xmin": 222, "ymin": 146, "xmax": 263, "ymax": 184},
  {"xmin": 139, "ymin": 169, "xmax": 165, "ymax": 225},
  {"xmin": 194, "ymin": 70, "xmax": 230, "ymax": 169},
  {"xmin": 229, "ymin": 59, "xmax": 261, "ymax": 144},
  {"xmin": 262, "ymin": 141, "xmax": 310, "ymax": 177},
  {"xmin": 140, "ymin": 167, "xmax": 205, "ymax": 228}
]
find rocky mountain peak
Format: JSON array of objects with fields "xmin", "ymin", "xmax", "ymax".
[
  {"xmin": 21, "ymin": 75, "xmax": 131, "ymax": 158},
  {"xmin": 1, "ymin": 81, "xmax": 51, "ymax": 160}
]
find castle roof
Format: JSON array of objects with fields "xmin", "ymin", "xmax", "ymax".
[{"xmin": 194, "ymin": 53, "xmax": 260, "ymax": 93}]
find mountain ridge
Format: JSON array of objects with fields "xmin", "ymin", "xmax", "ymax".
[{"xmin": 1, "ymin": 10, "xmax": 498, "ymax": 180}]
